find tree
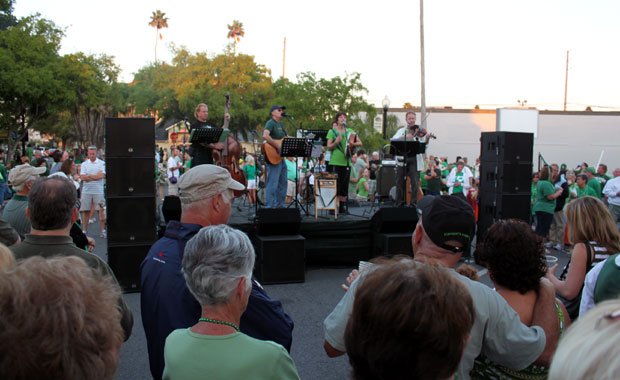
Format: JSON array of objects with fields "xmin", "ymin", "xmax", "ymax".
[
  {"xmin": 149, "ymin": 10, "xmax": 168, "ymax": 63},
  {"xmin": 226, "ymin": 20, "xmax": 244, "ymax": 55},
  {"xmin": 0, "ymin": 0, "xmax": 17, "ymax": 30},
  {"xmin": 0, "ymin": 15, "xmax": 67, "ymax": 163}
]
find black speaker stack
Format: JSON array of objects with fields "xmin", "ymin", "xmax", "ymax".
[
  {"xmin": 105, "ymin": 118, "xmax": 157, "ymax": 292},
  {"xmin": 252, "ymin": 208, "xmax": 305, "ymax": 284},
  {"xmin": 478, "ymin": 132, "xmax": 533, "ymax": 244},
  {"xmin": 371, "ymin": 207, "xmax": 418, "ymax": 257}
]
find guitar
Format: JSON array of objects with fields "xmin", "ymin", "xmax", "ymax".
[{"xmin": 261, "ymin": 138, "xmax": 285, "ymax": 165}]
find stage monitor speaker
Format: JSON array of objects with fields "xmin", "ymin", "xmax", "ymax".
[
  {"xmin": 107, "ymin": 196, "xmax": 157, "ymax": 245},
  {"xmin": 108, "ymin": 244, "xmax": 152, "ymax": 292},
  {"xmin": 371, "ymin": 207, "xmax": 419, "ymax": 234},
  {"xmin": 106, "ymin": 157, "xmax": 155, "ymax": 197},
  {"xmin": 162, "ymin": 196, "xmax": 182, "ymax": 223},
  {"xmin": 479, "ymin": 161, "xmax": 532, "ymax": 193},
  {"xmin": 480, "ymin": 132, "xmax": 534, "ymax": 163},
  {"xmin": 253, "ymin": 235, "xmax": 305, "ymax": 284},
  {"xmin": 373, "ymin": 232, "xmax": 413, "ymax": 258},
  {"xmin": 376, "ymin": 165, "xmax": 396, "ymax": 197},
  {"xmin": 255, "ymin": 208, "xmax": 301, "ymax": 236},
  {"xmin": 476, "ymin": 191, "xmax": 531, "ymax": 242},
  {"xmin": 106, "ymin": 118, "xmax": 155, "ymax": 158}
]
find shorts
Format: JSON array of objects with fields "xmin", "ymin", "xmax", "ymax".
[
  {"xmin": 287, "ymin": 180, "xmax": 296, "ymax": 197},
  {"xmin": 247, "ymin": 178, "xmax": 257, "ymax": 190},
  {"xmin": 80, "ymin": 193, "xmax": 105, "ymax": 211}
]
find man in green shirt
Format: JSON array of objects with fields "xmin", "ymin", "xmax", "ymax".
[
  {"xmin": 584, "ymin": 167, "xmax": 602, "ymax": 198},
  {"xmin": 262, "ymin": 105, "xmax": 288, "ymax": 208}
]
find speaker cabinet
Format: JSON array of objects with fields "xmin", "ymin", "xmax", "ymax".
[
  {"xmin": 373, "ymin": 232, "xmax": 413, "ymax": 258},
  {"xmin": 253, "ymin": 235, "xmax": 305, "ymax": 284},
  {"xmin": 479, "ymin": 162, "xmax": 532, "ymax": 193},
  {"xmin": 371, "ymin": 207, "xmax": 419, "ymax": 234},
  {"xmin": 477, "ymin": 192, "xmax": 531, "ymax": 242},
  {"xmin": 480, "ymin": 132, "xmax": 534, "ymax": 163},
  {"xmin": 106, "ymin": 157, "xmax": 155, "ymax": 196},
  {"xmin": 105, "ymin": 118, "xmax": 155, "ymax": 158},
  {"xmin": 377, "ymin": 165, "xmax": 396, "ymax": 197},
  {"xmin": 255, "ymin": 208, "xmax": 301, "ymax": 236},
  {"xmin": 108, "ymin": 244, "xmax": 151, "ymax": 292},
  {"xmin": 107, "ymin": 197, "xmax": 157, "ymax": 245}
]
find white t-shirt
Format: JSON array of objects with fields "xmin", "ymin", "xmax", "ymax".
[
  {"xmin": 167, "ymin": 156, "xmax": 180, "ymax": 180},
  {"xmin": 80, "ymin": 158, "xmax": 105, "ymax": 194}
]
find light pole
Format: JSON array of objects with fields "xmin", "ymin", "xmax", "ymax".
[{"xmin": 382, "ymin": 95, "xmax": 390, "ymax": 140}]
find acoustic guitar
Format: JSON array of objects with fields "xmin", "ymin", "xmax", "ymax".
[{"xmin": 261, "ymin": 138, "xmax": 285, "ymax": 165}]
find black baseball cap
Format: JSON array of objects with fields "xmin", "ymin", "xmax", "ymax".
[
  {"xmin": 270, "ymin": 105, "xmax": 286, "ymax": 113},
  {"xmin": 416, "ymin": 195, "xmax": 476, "ymax": 254}
]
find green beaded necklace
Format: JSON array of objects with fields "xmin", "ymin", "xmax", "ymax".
[{"xmin": 198, "ymin": 318, "xmax": 240, "ymax": 332}]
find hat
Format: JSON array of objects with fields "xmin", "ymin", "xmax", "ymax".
[
  {"xmin": 416, "ymin": 195, "xmax": 476, "ymax": 254},
  {"xmin": 584, "ymin": 166, "xmax": 596, "ymax": 174},
  {"xmin": 269, "ymin": 105, "xmax": 285, "ymax": 113},
  {"xmin": 8, "ymin": 164, "xmax": 46, "ymax": 187},
  {"xmin": 178, "ymin": 164, "xmax": 245, "ymax": 204}
]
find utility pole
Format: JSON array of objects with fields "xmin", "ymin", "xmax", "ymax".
[
  {"xmin": 563, "ymin": 50, "xmax": 569, "ymax": 111},
  {"xmin": 420, "ymin": 0, "xmax": 427, "ymax": 129},
  {"xmin": 282, "ymin": 37, "xmax": 286, "ymax": 79}
]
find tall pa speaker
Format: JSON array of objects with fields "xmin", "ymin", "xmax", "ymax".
[
  {"xmin": 106, "ymin": 117, "xmax": 157, "ymax": 292},
  {"xmin": 477, "ymin": 132, "xmax": 533, "ymax": 243}
]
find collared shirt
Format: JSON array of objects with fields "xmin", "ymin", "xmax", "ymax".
[
  {"xmin": 603, "ymin": 177, "xmax": 620, "ymax": 206},
  {"xmin": 80, "ymin": 158, "xmax": 106, "ymax": 194}
]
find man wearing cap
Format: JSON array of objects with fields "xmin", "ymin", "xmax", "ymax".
[
  {"xmin": 3, "ymin": 164, "xmax": 46, "ymax": 239},
  {"xmin": 584, "ymin": 166, "xmax": 602, "ymax": 198},
  {"xmin": 141, "ymin": 164, "xmax": 294, "ymax": 380},
  {"xmin": 188, "ymin": 103, "xmax": 229, "ymax": 167},
  {"xmin": 323, "ymin": 195, "xmax": 559, "ymax": 380},
  {"xmin": 79, "ymin": 146, "xmax": 106, "ymax": 237},
  {"xmin": 263, "ymin": 105, "xmax": 288, "ymax": 208}
]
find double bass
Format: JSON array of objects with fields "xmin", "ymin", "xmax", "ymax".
[{"xmin": 212, "ymin": 93, "xmax": 247, "ymax": 197}]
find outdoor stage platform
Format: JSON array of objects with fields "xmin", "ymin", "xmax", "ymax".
[{"xmin": 227, "ymin": 198, "xmax": 419, "ymax": 265}]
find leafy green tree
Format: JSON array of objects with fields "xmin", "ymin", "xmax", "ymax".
[
  {"xmin": 149, "ymin": 10, "xmax": 168, "ymax": 63},
  {"xmin": 0, "ymin": 0, "xmax": 17, "ymax": 30},
  {"xmin": 0, "ymin": 15, "xmax": 67, "ymax": 163}
]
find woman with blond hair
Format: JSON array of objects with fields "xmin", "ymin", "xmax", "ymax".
[
  {"xmin": 243, "ymin": 155, "xmax": 260, "ymax": 206},
  {"xmin": 546, "ymin": 196, "xmax": 620, "ymax": 320}
]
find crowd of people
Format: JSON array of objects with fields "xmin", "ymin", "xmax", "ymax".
[{"xmin": 0, "ymin": 105, "xmax": 619, "ymax": 379}]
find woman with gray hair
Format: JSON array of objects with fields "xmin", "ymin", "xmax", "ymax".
[{"xmin": 162, "ymin": 225, "xmax": 299, "ymax": 380}]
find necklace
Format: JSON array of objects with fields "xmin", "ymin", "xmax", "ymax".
[{"xmin": 198, "ymin": 318, "xmax": 240, "ymax": 332}]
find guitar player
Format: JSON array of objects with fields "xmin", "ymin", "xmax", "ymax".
[{"xmin": 262, "ymin": 105, "xmax": 289, "ymax": 208}]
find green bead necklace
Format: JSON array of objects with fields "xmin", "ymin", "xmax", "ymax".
[{"xmin": 198, "ymin": 318, "xmax": 240, "ymax": 332}]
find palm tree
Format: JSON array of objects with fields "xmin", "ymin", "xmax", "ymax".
[
  {"xmin": 149, "ymin": 10, "xmax": 169, "ymax": 63},
  {"xmin": 226, "ymin": 20, "xmax": 245, "ymax": 55}
]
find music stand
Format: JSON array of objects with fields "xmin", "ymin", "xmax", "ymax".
[
  {"xmin": 189, "ymin": 127, "xmax": 223, "ymax": 145},
  {"xmin": 390, "ymin": 139, "xmax": 427, "ymax": 206},
  {"xmin": 281, "ymin": 138, "xmax": 313, "ymax": 215}
]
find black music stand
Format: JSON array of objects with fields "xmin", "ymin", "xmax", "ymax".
[
  {"xmin": 390, "ymin": 139, "xmax": 426, "ymax": 206},
  {"xmin": 281, "ymin": 138, "xmax": 313, "ymax": 215},
  {"xmin": 189, "ymin": 127, "xmax": 223, "ymax": 145}
]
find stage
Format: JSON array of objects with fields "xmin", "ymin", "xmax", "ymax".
[{"xmin": 226, "ymin": 197, "xmax": 418, "ymax": 265}]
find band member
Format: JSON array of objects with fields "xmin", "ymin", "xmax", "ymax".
[
  {"xmin": 188, "ymin": 103, "xmax": 229, "ymax": 167},
  {"xmin": 327, "ymin": 112, "xmax": 362, "ymax": 214},
  {"xmin": 263, "ymin": 105, "xmax": 288, "ymax": 208},
  {"xmin": 391, "ymin": 111, "xmax": 430, "ymax": 205}
]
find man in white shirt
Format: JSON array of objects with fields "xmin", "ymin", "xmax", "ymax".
[
  {"xmin": 79, "ymin": 146, "xmax": 106, "ymax": 237},
  {"xmin": 167, "ymin": 149, "xmax": 182, "ymax": 197},
  {"xmin": 391, "ymin": 111, "xmax": 429, "ymax": 204},
  {"xmin": 602, "ymin": 168, "xmax": 620, "ymax": 223}
]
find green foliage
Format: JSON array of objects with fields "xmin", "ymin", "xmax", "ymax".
[{"xmin": 0, "ymin": 0, "xmax": 17, "ymax": 30}]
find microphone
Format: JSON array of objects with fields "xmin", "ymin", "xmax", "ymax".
[
  {"xmin": 342, "ymin": 122, "xmax": 347, "ymax": 127},
  {"xmin": 282, "ymin": 112, "xmax": 293, "ymax": 118}
]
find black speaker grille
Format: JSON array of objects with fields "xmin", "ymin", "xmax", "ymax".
[
  {"xmin": 107, "ymin": 197, "xmax": 157, "ymax": 245},
  {"xmin": 105, "ymin": 118, "xmax": 155, "ymax": 158}
]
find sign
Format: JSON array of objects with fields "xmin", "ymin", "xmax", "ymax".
[{"xmin": 170, "ymin": 132, "xmax": 178, "ymax": 142}]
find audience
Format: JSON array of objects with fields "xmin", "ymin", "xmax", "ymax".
[
  {"xmin": 3, "ymin": 164, "xmax": 46, "ymax": 239},
  {"xmin": 545, "ymin": 196, "xmax": 617, "ymax": 320},
  {"xmin": 163, "ymin": 225, "xmax": 299, "ymax": 379},
  {"xmin": 0, "ymin": 256, "xmax": 124, "ymax": 380},
  {"xmin": 549, "ymin": 299, "xmax": 620, "ymax": 380},
  {"xmin": 345, "ymin": 261, "xmax": 474, "ymax": 380}
]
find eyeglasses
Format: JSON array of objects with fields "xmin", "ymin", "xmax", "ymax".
[{"xmin": 594, "ymin": 308, "xmax": 620, "ymax": 330}]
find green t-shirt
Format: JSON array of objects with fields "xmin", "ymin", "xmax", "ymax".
[
  {"xmin": 587, "ymin": 178, "xmax": 601, "ymax": 198},
  {"xmin": 285, "ymin": 159, "xmax": 297, "ymax": 181},
  {"xmin": 0, "ymin": 164, "xmax": 6, "ymax": 183},
  {"xmin": 357, "ymin": 177, "xmax": 368, "ymax": 197},
  {"xmin": 265, "ymin": 119, "xmax": 287, "ymax": 140},
  {"xmin": 425, "ymin": 168, "xmax": 442, "ymax": 193},
  {"xmin": 533, "ymin": 180, "xmax": 556, "ymax": 214},
  {"xmin": 326, "ymin": 127, "xmax": 354, "ymax": 167},
  {"xmin": 243, "ymin": 164, "xmax": 258, "ymax": 180},
  {"xmin": 452, "ymin": 172, "xmax": 465, "ymax": 194},
  {"xmin": 163, "ymin": 329, "xmax": 300, "ymax": 380}
]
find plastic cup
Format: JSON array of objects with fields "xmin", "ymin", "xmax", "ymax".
[{"xmin": 545, "ymin": 255, "xmax": 558, "ymax": 268}]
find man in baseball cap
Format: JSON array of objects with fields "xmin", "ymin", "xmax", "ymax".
[
  {"xmin": 324, "ymin": 194, "xmax": 559, "ymax": 379},
  {"xmin": 263, "ymin": 105, "xmax": 289, "ymax": 208},
  {"xmin": 4, "ymin": 164, "xmax": 46, "ymax": 239},
  {"xmin": 141, "ymin": 164, "xmax": 293, "ymax": 380}
]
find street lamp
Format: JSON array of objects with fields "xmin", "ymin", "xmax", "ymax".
[{"xmin": 382, "ymin": 95, "xmax": 390, "ymax": 140}]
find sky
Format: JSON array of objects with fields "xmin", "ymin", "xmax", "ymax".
[{"xmin": 13, "ymin": 0, "xmax": 620, "ymax": 111}]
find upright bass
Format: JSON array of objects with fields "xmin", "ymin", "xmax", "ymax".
[{"xmin": 212, "ymin": 93, "xmax": 247, "ymax": 197}]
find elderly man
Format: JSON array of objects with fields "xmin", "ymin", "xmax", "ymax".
[
  {"xmin": 323, "ymin": 195, "xmax": 560, "ymax": 380},
  {"xmin": 80, "ymin": 146, "xmax": 106, "ymax": 237},
  {"xmin": 141, "ymin": 165, "xmax": 294, "ymax": 380},
  {"xmin": 3, "ymin": 164, "xmax": 46, "ymax": 239},
  {"xmin": 603, "ymin": 168, "xmax": 620, "ymax": 223},
  {"xmin": 188, "ymin": 103, "xmax": 228, "ymax": 167},
  {"xmin": 263, "ymin": 105, "xmax": 288, "ymax": 208},
  {"xmin": 10, "ymin": 176, "xmax": 133, "ymax": 340}
]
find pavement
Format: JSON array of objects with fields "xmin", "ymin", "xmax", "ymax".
[{"xmin": 85, "ymin": 208, "xmax": 572, "ymax": 380}]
